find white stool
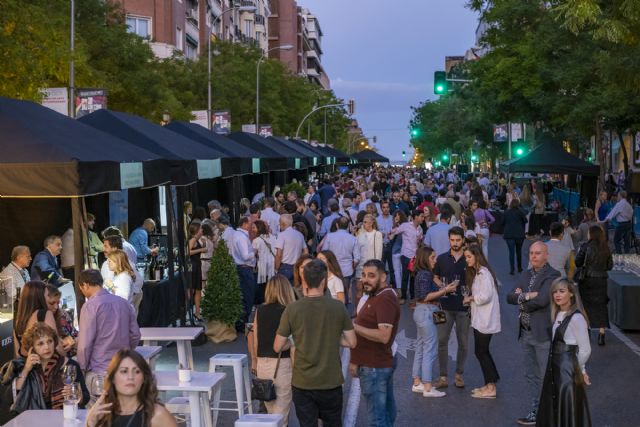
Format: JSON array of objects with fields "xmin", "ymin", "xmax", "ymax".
[
  {"xmin": 209, "ymin": 354, "xmax": 253, "ymax": 417},
  {"xmin": 235, "ymin": 414, "xmax": 284, "ymax": 427},
  {"xmin": 165, "ymin": 396, "xmax": 190, "ymax": 422}
]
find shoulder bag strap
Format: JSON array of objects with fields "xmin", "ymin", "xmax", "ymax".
[
  {"xmin": 273, "ymin": 350, "xmax": 283, "ymax": 380},
  {"xmin": 261, "ymin": 236, "xmax": 276, "ymax": 258}
]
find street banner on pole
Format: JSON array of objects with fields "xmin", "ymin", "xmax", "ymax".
[
  {"xmin": 259, "ymin": 125, "xmax": 273, "ymax": 137},
  {"xmin": 213, "ymin": 111, "xmax": 231, "ymax": 134},
  {"xmin": 190, "ymin": 110, "xmax": 208, "ymax": 128},
  {"xmin": 510, "ymin": 123, "xmax": 523, "ymax": 141},
  {"xmin": 41, "ymin": 88, "xmax": 69, "ymax": 116},
  {"xmin": 242, "ymin": 124, "xmax": 256, "ymax": 133},
  {"xmin": 75, "ymin": 89, "xmax": 107, "ymax": 118},
  {"xmin": 493, "ymin": 124, "xmax": 508, "ymax": 143}
]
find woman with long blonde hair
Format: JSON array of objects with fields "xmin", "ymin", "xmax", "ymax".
[
  {"xmin": 536, "ymin": 279, "xmax": 592, "ymax": 426},
  {"xmin": 251, "ymin": 275, "xmax": 296, "ymax": 425},
  {"xmin": 106, "ymin": 249, "xmax": 136, "ymax": 303}
]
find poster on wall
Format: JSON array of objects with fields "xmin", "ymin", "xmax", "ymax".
[
  {"xmin": 41, "ymin": 87, "xmax": 69, "ymax": 116},
  {"xmin": 75, "ymin": 89, "xmax": 107, "ymax": 118},
  {"xmin": 242, "ymin": 124, "xmax": 256, "ymax": 133},
  {"xmin": 510, "ymin": 123, "xmax": 523, "ymax": 141},
  {"xmin": 190, "ymin": 110, "xmax": 208, "ymax": 128},
  {"xmin": 109, "ymin": 190, "xmax": 129, "ymax": 238},
  {"xmin": 259, "ymin": 125, "xmax": 273, "ymax": 137},
  {"xmin": 213, "ymin": 111, "xmax": 231, "ymax": 134}
]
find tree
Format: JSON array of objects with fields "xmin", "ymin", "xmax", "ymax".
[{"xmin": 201, "ymin": 240, "xmax": 243, "ymax": 327}]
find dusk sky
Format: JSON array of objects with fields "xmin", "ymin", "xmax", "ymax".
[{"xmin": 301, "ymin": 0, "xmax": 479, "ymax": 161}]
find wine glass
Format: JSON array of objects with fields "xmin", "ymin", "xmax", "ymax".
[
  {"xmin": 91, "ymin": 375, "xmax": 105, "ymax": 401},
  {"xmin": 63, "ymin": 364, "xmax": 77, "ymax": 385},
  {"xmin": 461, "ymin": 285, "xmax": 470, "ymax": 297},
  {"xmin": 450, "ymin": 275, "xmax": 460, "ymax": 296}
]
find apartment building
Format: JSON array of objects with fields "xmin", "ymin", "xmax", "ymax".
[
  {"xmin": 301, "ymin": 8, "xmax": 329, "ymax": 89},
  {"xmin": 120, "ymin": 0, "xmax": 270, "ymax": 59}
]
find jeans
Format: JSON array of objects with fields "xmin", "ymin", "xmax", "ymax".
[
  {"xmin": 412, "ymin": 304, "xmax": 438, "ymax": 383},
  {"xmin": 278, "ymin": 263, "xmax": 295, "ymax": 283},
  {"xmin": 292, "ymin": 385, "xmax": 343, "ymax": 427},
  {"xmin": 382, "ymin": 244, "xmax": 395, "ymax": 286},
  {"xmin": 400, "ymin": 255, "xmax": 414, "ymax": 300},
  {"xmin": 358, "ymin": 363, "xmax": 397, "ymax": 427},
  {"xmin": 520, "ymin": 328, "xmax": 550, "ymax": 411},
  {"xmin": 505, "ymin": 238, "xmax": 524, "ymax": 273},
  {"xmin": 473, "ymin": 329, "xmax": 499, "ymax": 384},
  {"xmin": 236, "ymin": 266, "xmax": 256, "ymax": 330},
  {"xmin": 437, "ymin": 310, "xmax": 470, "ymax": 377},
  {"xmin": 478, "ymin": 228, "xmax": 490, "ymax": 261},
  {"xmin": 392, "ymin": 253, "xmax": 402, "ymax": 290},
  {"xmin": 614, "ymin": 221, "xmax": 632, "ymax": 254},
  {"xmin": 343, "ymin": 275, "xmax": 353, "ymax": 307}
]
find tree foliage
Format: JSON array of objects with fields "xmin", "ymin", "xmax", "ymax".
[
  {"xmin": 0, "ymin": 0, "xmax": 351, "ymax": 149},
  {"xmin": 201, "ymin": 240, "xmax": 243, "ymax": 327}
]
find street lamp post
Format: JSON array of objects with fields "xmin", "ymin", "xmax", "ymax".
[
  {"xmin": 207, "ymin": 5, "xmax": 257, "ymax": 129},
  {"xmin": 256, "ymin": 44, "xmax": 293, "ymax": 134},
  {"xmin": 69, "ymin": 0, "xmax": 75, "ymax": 118}
]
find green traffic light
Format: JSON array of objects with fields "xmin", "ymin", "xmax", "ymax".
[
  {"xmin": 516, "ymin": 148, "xmax": 524, "ymax": 156},
  {"xmin": 442, "ymin": 154, "xmax": 449, "ymax": 161},
  {"xmin": 436, "ymin": 85, "xmax": 444, "ymax": 93},
  {"xmin": 471, "ymin": 154, "xmax": 478, "ymax": 162},
  {"xmin": 411, "ymin": 129, "xmax": 419, "ymax": 137}
]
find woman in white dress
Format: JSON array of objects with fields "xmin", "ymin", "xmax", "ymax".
[
  {"xmin": 106, "ymin": 249, "xmax": 135, "ymax": 303},
  {"xmin": 252, "ymin": 220, "xmax": 277, "ymax": 304},
  {"xmin": 199, "ymin": 223, "xmax": 217, "ymax": 290},
  {"xmin": 355, "ymin": 214, "xmax": 383, "ymax": 279}
]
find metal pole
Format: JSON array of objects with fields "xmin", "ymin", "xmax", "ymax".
[
  {"xmin": 69, "ymin": 0, "xmax": 75, "ymax": 118},
  {"xmin": 508, "ymin": 121, "xmax": 512, "ymax": 160},
  {"xmin": 207, "ymin": 27, "xmax": 212, "ymax": 130},
  {"xmin": 324, "ymin": 108, "xmax": 327, "ymax": 144},
  {"xmin": 256, "ymin": 55, "xmax": 262, "ymax": 134}
]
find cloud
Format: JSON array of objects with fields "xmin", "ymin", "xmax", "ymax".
[{"xmin": 332, "ymin": 78, "xmax": 429, "ymax": 93}]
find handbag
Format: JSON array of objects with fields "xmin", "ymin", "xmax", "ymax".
[
  {"xmin": 407, "ymin": 256, "xmax": 416, "ymax": 273},
  {"xmin": 432, "ymin": 309, "xmax": 447, "ymax": 325},
  {"xmin": 574, "ymin": 246, "xmax": 590, "ymax": 283},
  {"xmin": 251, "ymin": 351, "xmax": 282, "ymax": 402}
]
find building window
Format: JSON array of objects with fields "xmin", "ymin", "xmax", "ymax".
[
  {"xmin": 176, "ymin": 27, "xmax": 183, "ymax": 51},
  {"xmin": 126, "ymin": 16, "xmax": 151, "ymax": 38},
  {"xmin": 186, "ymin": 41, "xmax": 198, "ymax": 60},
  {"xmin": 244, "ymin": 20, "xmax": 253, "ymax": 37}
]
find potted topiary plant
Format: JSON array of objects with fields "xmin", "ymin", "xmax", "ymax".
[
  {"xmin": 201, "ymin": 240, "xmax": 243, "ymax": 343},
  {"xmin": 281, "ymin": 181, "xmax": 306, "ymax": 199}
]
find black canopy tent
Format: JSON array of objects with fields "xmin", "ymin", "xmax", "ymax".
[
  {"xmin": 165, "ymin": 122, "xmax": 261, "ymax": 176},
  {"xmin": 79, "ymin": 109, "xmax": 231, "ymax": 185},
  {"xmin": 316, "ymin": 144, "xmax": 351, "ymax": 165},
  {"xmin": 268, "ymin": 136, "xmax": 323, "ymax": 167},
  {"xmin": 352, "ymin": 149, "xmax": 390, "ymax": 164},
  {"xmin": 499, "ymin": 142, "xmax": 599, "ymax": 176},
  {"xmin": 228, "ymin": 132, "xmax": 291, "ymax": 171}
]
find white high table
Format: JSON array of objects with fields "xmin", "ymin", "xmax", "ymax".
[
  {"xmin": 135, "ymin": 345, "xmax": 163, "ymax": 370},
  {"xmin": 4, "ymin": 410, "xmax": 88, "ymax": 426},
  {"xmin": 140, "ymin": 327, "xmax": 202, "ymax": 370},
  {"xmin": 156, "ymin": 371, "xmax": 226, "ymax": 427}
]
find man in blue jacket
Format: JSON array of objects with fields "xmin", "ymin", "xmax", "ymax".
[{"xmin": 31, "ymin": 235, "xmax": 68, "ymax": 287}]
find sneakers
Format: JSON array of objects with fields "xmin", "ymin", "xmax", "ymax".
[
  {"xmin": 399, "ymin": 298, "xmax": 406, "ymax": 305},
  {"xmin": 454, "ymin": 374, "xmax": 465, "ymax": 388},
  {"xmin": 432, "ymin": 376, "xmax": 448, "ymax": 389},
  {"xmin": 516, "ymin": 411, "xmax": 537, "ymax": 425},
  {"xmin": 423, "ymin": 389, "xmax": 446, "ymax": 398},
  {"xmin": 411, "ymin": 383, "xmax": 424, "ymax": 393}
]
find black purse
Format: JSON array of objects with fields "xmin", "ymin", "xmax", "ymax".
[
  {"xmin": 251, "ymin": 352, "xmax": 282, "ymax": 402},
  {"xmin": 432, "ymin": 309, "xmax": 447, "ymax": 325}
]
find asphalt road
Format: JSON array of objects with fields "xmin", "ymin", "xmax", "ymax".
[{"xmin": 154, "ymin": 236, "xmax": 640, "ymax": 427}]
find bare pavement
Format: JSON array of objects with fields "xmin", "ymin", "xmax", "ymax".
[{"xmin": 154, "ymin": 236, "xmax": 640, "ymax": 427}]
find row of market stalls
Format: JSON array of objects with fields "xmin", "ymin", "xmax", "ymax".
[{"xmin": 0, "ymin": 96, "xmax": 385, "ymax": 360}]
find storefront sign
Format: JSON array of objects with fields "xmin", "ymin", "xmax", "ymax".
[
  {"xmin": 120, "ymin": 162, "xmax": 144, "ymax": 189},
  {"xmin": 197, "ymin": 159, "xmax": 222, "ymax": 179},
  {"xmin": 295, "ymin": 158, "xmax": 301, "ymax": 169},
  {"xmin": 252, "ymin": 158, "xmax": 261, "ymax": 174},
  {"xmin": 313, "ymin": 157, "xmax": 318, "ymax": 166}
]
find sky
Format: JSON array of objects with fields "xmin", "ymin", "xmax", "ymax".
[{"xmin": 300, "ymin": 0, "xmax": 479, "ymax": 161}]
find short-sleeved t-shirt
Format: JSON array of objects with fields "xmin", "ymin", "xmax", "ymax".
[
  {"xmin": 350, "ymin": 287, "xmax": 400, "ymax": 368},
  {"xmin": 277, "ymin": 295, "xmax": 353, "ymax": 390},
  {"xmin": 434, "ymin": 251, "xmax": 467, "ymax": 312}
]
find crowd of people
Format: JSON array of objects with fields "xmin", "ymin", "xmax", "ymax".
[{"xmin": 0, "ymin": 165, "xmax": 630, "ymax": 426}]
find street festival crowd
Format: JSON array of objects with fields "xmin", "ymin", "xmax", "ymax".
[{"xmin": 2, "ymin": 165, "xmax": 635, "ymax": 427}]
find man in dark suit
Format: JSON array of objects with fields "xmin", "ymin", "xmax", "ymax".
[
  {"xmin": 31, "ymin": 235, "xmax": 69, "ymax": 287},
  {"xmin": 507, "ymin": 241, "xmax": 560, "ymax": 426}
]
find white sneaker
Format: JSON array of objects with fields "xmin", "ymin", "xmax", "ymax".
[
  {"xmin": 423, "ymin": 389, "xmax": 446, "ymax": 398},
  {"xmin": 411, "ymin": 384, "xmax": 424, "ymax": 393}
]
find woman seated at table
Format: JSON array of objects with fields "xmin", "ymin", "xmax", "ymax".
[
  {"xmin": 105, "ymin": 250, "xmax": 135, "ymax": 303},
  {"xmin": 86, "ymin": 349, "xmax": 177, "ymax": 427},
  {"xmin": 5, "ymin": 322, "xmax": 89, "ymax": 411}
]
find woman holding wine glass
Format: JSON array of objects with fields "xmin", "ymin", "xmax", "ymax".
[
  {"xmin": 462, "ymin": 244, "xmax": 501, "ymax": 399},
  {"xmin": 5, "ymin": 322, "xmax": 89, "ymax": 413}
]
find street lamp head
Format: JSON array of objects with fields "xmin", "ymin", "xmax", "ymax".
[
  {"xmin": 237, "ymin": 6, "xmax": 258, "ymax": 12},
  {"xmin": 279, "ymin": 44, "xmax": 294, "ymax": 50}
]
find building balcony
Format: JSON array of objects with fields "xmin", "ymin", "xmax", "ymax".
[
  {"xmin": 186, "ymin": 7, "xmax": 199, "ymax": 26},
  {"xmin": 209, "ymin": 0, "xmax": 222, "ymax": 18},
  {"xmin": 306, "ymin": 49, "xmax": 318, "ymax": 60},
  {"xmin": 254, "ymin": 14, "xmax": 265, "ymax": 25},
  {"xmin": 186, "ymin": 21, "xmax": 199, "ymax": 42}
]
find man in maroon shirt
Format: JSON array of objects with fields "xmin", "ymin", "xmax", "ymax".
[{"xmin": 349, "ymin": 259, "xmax": 400, "ymax": 427}]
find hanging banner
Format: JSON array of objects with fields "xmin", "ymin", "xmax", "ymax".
[
  {"xmin": 41, "ymin": 87, "xmax": 69, "ymax": 116},
  {"xmin": 120, "ymin": 163, "xmax": 144, "ymax": 189},
  {"xmin": 510, "ymin": 123, "xmax": 523, "ymax": 141},
  {"xmin": 259, "ymin": 125, "xmax": 273, "ymax": 138},
  {"xmin": 190, "ymin": 110, "xmax": 208, "ymax": 128},
  {"xmin": 493, "ymin": 124, "xmax": 508, "ymax": 143},
  {"xmin": 242, "ymin": 124, "xmax": 257, "ymax": 133},
  {"xmin": 213, "ymin": 111, "xmax": 231, "ymax": 134},
  {"xmin": 109, "ymin": 190, "xmax": 129, "ymax": 237},
  {"xmin": 75, "ymin": 88, "xmax": 107, "ymax": 118}
]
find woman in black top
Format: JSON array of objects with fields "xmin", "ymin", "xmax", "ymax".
[
  {"xmin": 187, "ymin": 223, "xmax": 207, "ymax": 321},
  {"xmin": 501, "ymin": 199, "xmax": 528, "ymax": 275},
  {"xmin": 85, "ymin": 349, "xmax": 177, "ymax": 427},
  {"xmin": 251, "ymin": 274, "xmax": 296, "ymax": 425},
  {"xmin": 575, "ymin": 225, "xmax": 613, "ymax": 345}
]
